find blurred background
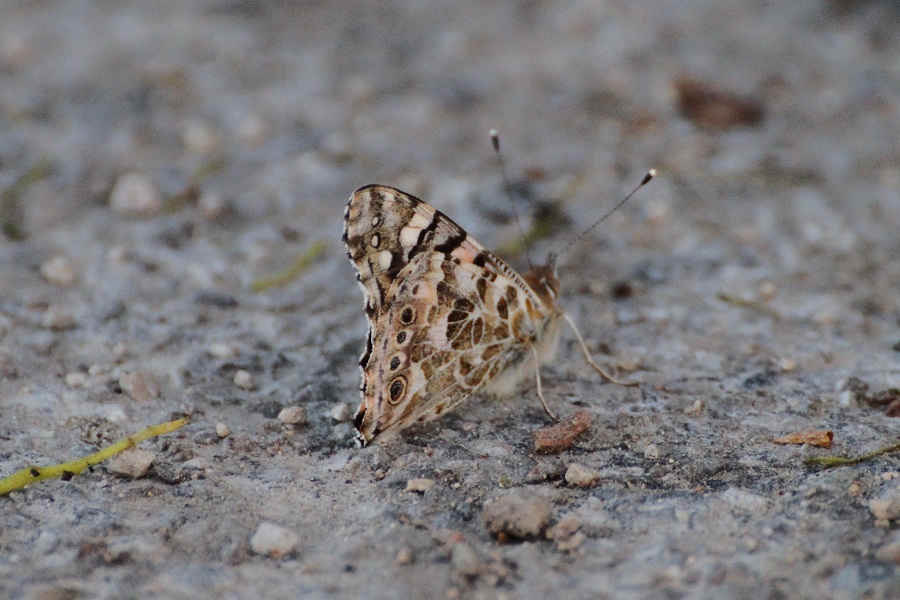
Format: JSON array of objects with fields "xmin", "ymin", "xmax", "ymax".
[{"xmin": 1, "ymin": 1, "xmax": 899, "ymax": 598}]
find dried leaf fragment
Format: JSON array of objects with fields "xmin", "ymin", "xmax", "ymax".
[
  {"xmin": 533, "ymin": 411, "xmax": 591, "ymax": 454},
  {"xmin": 771, "ymin": 430, "xmax": 834, "ymax": 448}
]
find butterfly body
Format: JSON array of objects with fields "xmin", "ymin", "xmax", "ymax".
[{"xmin": 343, "ymin": 184, "xmax": 563, "ymax": 446}]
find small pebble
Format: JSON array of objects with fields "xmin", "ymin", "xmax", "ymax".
[
  {"xmin": 233, "ymin": 370, "xmax": 253, "ymax": 390},
  {"xmin": 42, "ymin": 305, "xmax": 76, "ymax": 330},
  {"xmin": 250, "ymin": 522, "xmax": 298, "ymax": 558},
  {"xmin": 65, "ymin": 372, "xmax": 87, "ymax": 387},
  {"xmin": 198, "ymin": 191, "xmax": 228, "ymax": 220},
  {"xmin": 103, "ymin": 407, "xmax": 127, "ymax": 425},
  {"xmin": 565, "ymin": 463, "xmax": 601, "ymax": 488},
  {"xmin": 277, "ymin": 406, "xmax": 308, "ymax": 425},
  {"xmin": 482, "ymin": 490, "xmax": 551, "ymax": 539},
  {"xmin": 215, "ymin": 422, "xmax": 231, "ymax": 438},
  {"xmin": 617, "ymin": 357, "xmax": 640, "ymax": 373},
  {"xmin": 869, "ymin": 488, "xmax": 900, "ymax": 521},
  {"xmin": 684, "ymin": 399, "xmax": 704, "ymax": 415},
  {"xmin": 450, "ymin": 542, "xmax": 480, "ymax": 577},
  {"xmin": 875, "ymin": 537, "xmax": 900, "ymax": 563},
  {"xmin": 644, "ymin": 444, "xmax": 661, "ymax": 461},
  {"xmin": 524, "ymin": 461, "xmax": 567, "ymax": 484},
  {"xmin": 181, "ymin": 120, "xmax": 220, "ymax": 154},
  {"xmin": 109, "ymin": 172, "xmax": 163, "ymax": 217},
  {"xmin": 758, "ymin": 281, "xmax": 777, "ymax": 301},
  {"xmin": 547, "ymin": 517, "xmax": 585, "ymax": 552},
  {"xmin": 778, "ymin": 357, "xmax": 797, "ymax": 372},
  {"xmin": 404, "ymin": 478, "xmax": 435, "ymax": 494},
  {"xmin": 395, "ymin": 546, "xmax": 414, "ymax": 566},
  {"xmin": 119, "ymin": 371, "xmax": 161, "ymax": 402},
  {"xmin": 40, "ymin": 255, "xmax": 77, "ymax": 286},
  {"xmin": 207, "ymin": 342, "xmax": 239, "ymax": 358},
  {"xmin": 330, "ymin": 403, "xmax": 353, "ymax": 422},
  {"xmin": 108, "ymin": 449, "xmax": 156, "ymax": 478}
]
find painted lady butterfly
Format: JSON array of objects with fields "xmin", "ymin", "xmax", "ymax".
[{"xmin": 344, "ymin": 173, "xmax": 650, "ymax": 446}]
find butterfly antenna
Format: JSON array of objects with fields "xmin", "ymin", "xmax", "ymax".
[
  {"xmin": 558, "ymin": 168, "xmax": 656, "ymax": 259},
  {"xmin": 490, "ymin": 129, "xmax": 534, "ymax": 269}
]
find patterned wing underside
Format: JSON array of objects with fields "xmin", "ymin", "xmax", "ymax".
[
  {"xmin": 354, "ymin": 252, "xmax": 541, "ymax": 443},
  {"xmin": 343, "ymin": 185, "xmax": 489, "ymax": 317},
  {"xmin": 343, "ymin": 184, "xmax": 557, "ymax": 445}
]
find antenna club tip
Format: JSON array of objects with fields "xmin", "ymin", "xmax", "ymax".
[
  {"xmin": 648, "ymin": 168, "xmax": 657, "ymax": 178},
  {"xmin": 489, "ymin": 129, "xmax": 500, "ymax": 151},
  {"xmin": 640, "ymin": 169, "xmax": 656, "ymax": 186}
]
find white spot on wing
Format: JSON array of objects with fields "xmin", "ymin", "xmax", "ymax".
[
  {"xmin": 400, "ymin": 226, "xmax": 420, "ymax": 248},
  {"xmin": 379, "ymin": 250, "xmax": 393, "ymax": 269},
  {"xmin": 408, "ymin": 213, "xmax": 430, "ymax": 229}
]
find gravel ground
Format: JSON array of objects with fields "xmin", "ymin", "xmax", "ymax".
[{"xmin": 1, "ymin": 1, "xmax": 900, "ymax": 598}]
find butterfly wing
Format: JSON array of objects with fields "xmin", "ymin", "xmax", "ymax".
[
  {"xmin": 343, "ymin": 185, "xmax": 554, "ymax": 446},
  {"xmin": 354, "ymin": 251, "xmax": 554, "ymax": 445},
  {"xmin": 343, "ymin": 185, "xmax": 487, "ymax": 316}
]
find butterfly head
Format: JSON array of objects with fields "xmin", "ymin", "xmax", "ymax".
[{"xmin": 522, "ymin": 253, "xmax": 561, "ymax": 306}]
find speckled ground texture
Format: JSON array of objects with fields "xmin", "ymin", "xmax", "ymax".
[{"xmin": 1, "ymin": 1, "xmax": 900, "ymax": 599}]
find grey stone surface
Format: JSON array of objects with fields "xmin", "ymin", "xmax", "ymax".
[{"xmin": 1, "ymin": 1, "xmax": 899, "ymax": 598}]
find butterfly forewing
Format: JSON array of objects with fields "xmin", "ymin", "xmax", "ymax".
[{"xmin": 343, "ymin": 185, "xmax": 485, "ymax": 315}]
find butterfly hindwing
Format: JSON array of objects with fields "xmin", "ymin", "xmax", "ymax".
[{"xmin": 353, "ymin": 252, "xmax": 542, "ymax": 442}]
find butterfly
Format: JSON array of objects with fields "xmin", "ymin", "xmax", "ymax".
[{"xmin": 343, "ymin": 184, "xmax": 640, "ymax": 447}]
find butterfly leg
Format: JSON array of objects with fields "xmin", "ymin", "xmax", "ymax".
[
  {"xmin": 531, "ymin": 346, "xmax": 559, "ymax": 421},
  {"xmin": 561, "ymin": 312, "xmax": 639, "ymax": 388}
]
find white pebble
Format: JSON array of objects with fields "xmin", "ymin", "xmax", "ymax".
[
  {"xmin": 565, "ymin": 463, "xmax": 601, "ymax": 488},
  {"xmin": 110, "ymin": 172, "xmax": 163, "ymax": 217},
  {"xmin": 198, "ymin": 191, "xmax": 228, "ymax": 220},
  {"xmin": 40, "ymin": 255, "xmax": 77, "ymax": 286},
  {"xmin": 450, "ymin": 542, "xmax": 480, "ymax": 576},
  {"xmin": 330, "ymin": 403, "xmax": 352, "ymax": 422},
  {"xmin": 207, "ymin": 342, "xmax": 239, "ymax": 358},
  {"xmin": 870, "ymin": 489, "xmax": 900, "ymax": 521},
  {"xmin": 65, "ymin": 372, "xmax": 87, "ymax": 387},
  {"xmin": 119, "ymin": 371, "xmax": 161, "ymax": 402},
  {"xmin": 684, "ymin": 399, "xmax": 704, "ymax": 415},
  {"xmin": 278, "ymin": 406, "xmax": 308, "ymax": 425},
  {"xmin": 181, "ymin": 120, "xmax": 220, "ymax": 154},
  {"xmin": 250, "ymin": 522, "xmax": 298, "ymax": 558},
  {"xmin": 108, "ymin": 449, "xmax": 156, "ymax": 478},
  {"xmin": 778, "ymin": 357, "xmax": 797, "ymax": 372},
  {"xmin": 103, "ymin": 405, "xmax": 128, "ymax": 423},
  {"xmin": 215, "ymin": 422, "xmax": 231, "ymax": 438},
  {"xmin": 758, "ymin": 281, "xmax": 777, "ymax": 301},
  {"xmin": 481, "ymin": 491, "xmax": 551, "ymax": 539},
  {"xmin": 644, "ymin": 444, "xmax": 661, "ymax": 460},
  {"xmin": 395, "ymin": 546, "xmax": 414, "ymax": 566},
  {"xmin": 404, "ymin": 478, "xmax": 435, "ymax": 493},
  {"xmin": 233, "ymin": 370, "xmax": 253, "ymax": 389}
]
